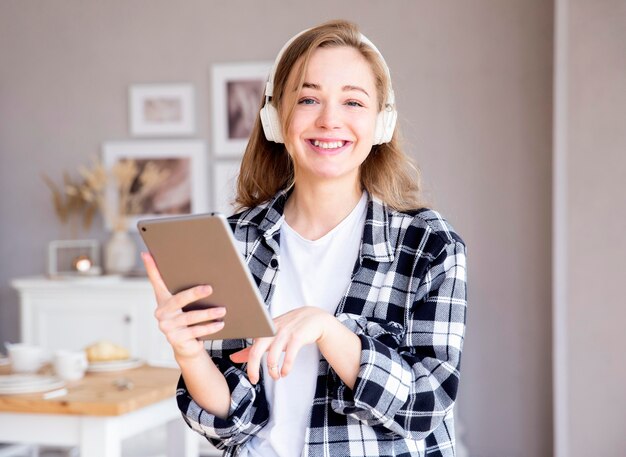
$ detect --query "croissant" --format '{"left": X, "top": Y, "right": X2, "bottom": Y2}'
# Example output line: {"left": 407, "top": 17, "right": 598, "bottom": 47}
{"left": 85, "top": 340, "right": 130, "bottom": 362}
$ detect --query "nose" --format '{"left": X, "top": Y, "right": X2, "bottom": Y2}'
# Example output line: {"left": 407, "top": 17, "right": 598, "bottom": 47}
{"left": 315, "top": 103, "right": 342, "bottom": 130}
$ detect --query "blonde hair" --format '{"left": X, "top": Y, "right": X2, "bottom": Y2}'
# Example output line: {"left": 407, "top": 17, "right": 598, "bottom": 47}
{"left": 235, "top": 19, "right": 424, "bottom": 212}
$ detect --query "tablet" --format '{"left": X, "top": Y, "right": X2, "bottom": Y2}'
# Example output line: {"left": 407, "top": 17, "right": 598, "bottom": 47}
{"left": 137, "top": 213, "right": 275, "bottom": 340}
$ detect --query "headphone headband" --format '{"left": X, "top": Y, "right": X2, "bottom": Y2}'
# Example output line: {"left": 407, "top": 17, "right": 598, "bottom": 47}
{"left": 264, "top": 29, "right": 395, "bottom": 107}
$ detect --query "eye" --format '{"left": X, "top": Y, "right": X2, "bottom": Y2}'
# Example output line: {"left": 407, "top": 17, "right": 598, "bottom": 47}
{"left": 345, "top": 100, "right": 364, "bottom": 108}
{"left": 297, "top": 97, "right": 317, "bottom": 105}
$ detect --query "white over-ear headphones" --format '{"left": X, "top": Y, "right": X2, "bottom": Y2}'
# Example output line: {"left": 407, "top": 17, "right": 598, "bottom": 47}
{"left": 260, "top": 29, "right": 397, "bottom": 145}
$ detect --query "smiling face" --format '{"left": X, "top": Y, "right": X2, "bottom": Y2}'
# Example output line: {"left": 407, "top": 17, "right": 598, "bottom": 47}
{"left": 282, "top": 46, "right": 379, "bottom": 188}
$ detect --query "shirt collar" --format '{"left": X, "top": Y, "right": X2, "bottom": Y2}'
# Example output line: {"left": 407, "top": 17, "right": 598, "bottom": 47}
{"left": 253, "top": 189, "right": 394, "bottom": 263}
{"left": 257, "top": 188, "right": 291, "bottom": 238}
{"left": 361, "top": 194, "right": 394, "bottom": 263}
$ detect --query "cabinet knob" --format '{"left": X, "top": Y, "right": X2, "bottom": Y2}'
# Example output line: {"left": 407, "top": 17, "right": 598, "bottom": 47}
{"left": 124, "top": 315, "right": 132, "bottom": 324}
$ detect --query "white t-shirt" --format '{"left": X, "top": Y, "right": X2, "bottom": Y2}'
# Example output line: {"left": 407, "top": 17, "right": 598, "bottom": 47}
{"left": 242, "top": 192, "right": 367, "bottom": 457}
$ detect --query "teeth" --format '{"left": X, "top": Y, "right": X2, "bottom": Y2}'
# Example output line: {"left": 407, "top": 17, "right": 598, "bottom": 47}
{"left": 312, "top": 140, "right": 345, "bottom": 149}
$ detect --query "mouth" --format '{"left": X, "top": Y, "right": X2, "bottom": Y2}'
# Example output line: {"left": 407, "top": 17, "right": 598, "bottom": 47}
{"left": 307, "top": 139, "right": 352, "bottom": 154}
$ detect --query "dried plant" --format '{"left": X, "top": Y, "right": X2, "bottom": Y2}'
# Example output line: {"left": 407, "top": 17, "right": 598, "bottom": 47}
{"left": 41, "top": 172, "right": 92, "bottom": 238}
{"left": 44, "top": 157, "right": 169, "bottom": 234}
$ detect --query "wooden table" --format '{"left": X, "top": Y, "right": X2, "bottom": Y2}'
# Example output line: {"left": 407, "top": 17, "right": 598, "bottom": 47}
{"left": 0, "top": 364, "right": 199, "bottom": 457}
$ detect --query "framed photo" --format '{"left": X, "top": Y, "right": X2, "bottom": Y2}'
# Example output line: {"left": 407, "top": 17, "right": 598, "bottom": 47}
{"left": 129, "top": 84, "right": 195, "bottom": 136}
{"left": 102, "top": 141, "right": 208, "bottom": 231}
{"left": 211, "top": 62, "right": 272, "bottom": 157}
{"left": 48, "top": 239, "right": 102, "bottom": 277}
{"left": 212, "top": 160, "right": 241, "bottom": 216}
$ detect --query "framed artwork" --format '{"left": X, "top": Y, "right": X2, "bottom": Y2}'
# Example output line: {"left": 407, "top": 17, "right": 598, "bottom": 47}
{"left": 102, "top": 141, "right": 208, "bottom": 231}
{"left": 212, "top": 160, "right": 241, "bottom": 216}
{"left": 129, "top": 84, "right": 195, "bottom": 136}
{"left": 47, "top": 239, "right": 102, "bottom": 277}
{"left": 211, "top": 62, "right": 272, "bottom": 157}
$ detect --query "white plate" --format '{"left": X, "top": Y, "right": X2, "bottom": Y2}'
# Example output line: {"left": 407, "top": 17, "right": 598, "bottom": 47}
{"left": 0, "top": 374, "right": 55, "bottom": 387}
{"left": 0, "top": 375, "right": 65, "bottom": 395}
{"left": 87, "top": 358, "right": 143, "bottom": 372}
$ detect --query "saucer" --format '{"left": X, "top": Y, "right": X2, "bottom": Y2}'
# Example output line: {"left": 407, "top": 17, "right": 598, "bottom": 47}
{"left": 0, "top": 374, "right": 65, "bottom": 395}
{"left": 87, "top": 358, "right": 143, "bottom": 373}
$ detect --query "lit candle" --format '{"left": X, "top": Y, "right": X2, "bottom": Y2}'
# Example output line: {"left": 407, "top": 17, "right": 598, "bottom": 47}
{"left": 74, "top": 255, "right": 93, "bottom": 273}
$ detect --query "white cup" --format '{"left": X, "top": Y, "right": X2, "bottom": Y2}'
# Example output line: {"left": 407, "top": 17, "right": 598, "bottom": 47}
{"left": 53, "top": 350, "right": 88, "bottom": 381}
{"left": 6, "top": 343, "right": 49, "bottom": 373}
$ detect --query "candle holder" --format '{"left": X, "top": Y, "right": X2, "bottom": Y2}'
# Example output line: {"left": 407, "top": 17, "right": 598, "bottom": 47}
{"left": 48, "top": 240, "right": 102, "bottom": 278}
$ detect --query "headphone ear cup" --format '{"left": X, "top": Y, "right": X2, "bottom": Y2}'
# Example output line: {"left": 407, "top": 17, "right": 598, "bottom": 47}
{"left": 373, "top": 107, "right": 398, "bottom": 145}
{"left": 260, "top": 103, "right": 284, "bottom": 143}
{"left": 382, "top": 108, "right": 398, "bottom": 144}
{"left": 373, "top": 111, "right": 385, "bottom": 145}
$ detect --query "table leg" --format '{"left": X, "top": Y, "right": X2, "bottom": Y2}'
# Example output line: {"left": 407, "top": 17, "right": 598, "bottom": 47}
{"left": 79, "top": 417, "right": 121, "bottom": 457}
{"left": 166, "top": 419, "right": 199, "bottom": 457}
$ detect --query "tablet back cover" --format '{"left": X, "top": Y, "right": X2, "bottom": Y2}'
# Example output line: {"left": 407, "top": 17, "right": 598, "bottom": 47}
{"left": 138, "top": 214, "right": 275, "bottom": 340}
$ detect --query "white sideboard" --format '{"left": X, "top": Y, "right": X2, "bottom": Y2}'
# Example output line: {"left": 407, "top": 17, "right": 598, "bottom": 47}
{"left": 11, "top": 276, "right": 174, "bottom": 366}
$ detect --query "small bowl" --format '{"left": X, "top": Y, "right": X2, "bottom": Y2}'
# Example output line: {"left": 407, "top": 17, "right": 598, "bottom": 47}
{"left": 5, "top": 342, "right": 50, "bottom": 373}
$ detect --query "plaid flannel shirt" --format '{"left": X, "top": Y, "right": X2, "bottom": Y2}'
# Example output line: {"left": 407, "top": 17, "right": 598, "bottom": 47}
{"left": 177, "top": 189, "right": 467, "bottom": 457}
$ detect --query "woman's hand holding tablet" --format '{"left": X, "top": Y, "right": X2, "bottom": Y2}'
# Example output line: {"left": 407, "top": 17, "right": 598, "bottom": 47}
{"left": 138, "top": 213, "right": 276, "bottom": 341}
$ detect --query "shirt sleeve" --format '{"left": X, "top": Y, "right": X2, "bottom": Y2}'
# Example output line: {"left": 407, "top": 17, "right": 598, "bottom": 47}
{"left": 176, "top": 339, "right": 270, "bottom": 449}
{"left": 331, "top": 240, "right": 467, "bottom": 441}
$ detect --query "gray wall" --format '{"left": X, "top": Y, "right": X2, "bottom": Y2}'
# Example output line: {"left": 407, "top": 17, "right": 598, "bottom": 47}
{"left": 560, "top": 1, "right": 626, "bottom": 455}
{"left": 0, "top": 2, "right": 554, "bottom": 456}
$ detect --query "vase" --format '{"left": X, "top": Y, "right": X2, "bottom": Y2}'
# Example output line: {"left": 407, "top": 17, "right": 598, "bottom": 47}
{"left": 105, "top": 230, "right": 137, "bottom": 275}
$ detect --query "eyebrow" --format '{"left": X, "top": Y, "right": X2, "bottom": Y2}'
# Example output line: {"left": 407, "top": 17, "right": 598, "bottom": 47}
{"left": 302, "top": 82, "right": 370, "bottom": 98}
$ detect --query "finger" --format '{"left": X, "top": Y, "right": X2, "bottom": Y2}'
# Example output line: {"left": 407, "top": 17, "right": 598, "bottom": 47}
{"left": 169, "top": 320, "right": 225, "bottom": 346}
{"left": 186, "top": 320, "right": 225, "bottom": 339}
{"left": 161, "top": 285, "right": 213, "bottom": 315}
{"left": 266, "top": 334, "right": 289, "bottom": 381}
{"left": 178, "top": 305, "right": 225, "bottom": 327}
{"left": 229, "top": 347, "right": 251, "bottom": 364}
{"left": 154, "top": 286, "right": 214, "bottom": 328}
{"left": 160, "top": 306, "right": 226, "bottom": 333}
{"left": 246, "top": 338, "right": 272, "bottom": 385}
{"left": 280, "top": 338, "right": 305, "bottom": 378}
{"left": 141, "top": 252, "right": 171, "bottom": 302}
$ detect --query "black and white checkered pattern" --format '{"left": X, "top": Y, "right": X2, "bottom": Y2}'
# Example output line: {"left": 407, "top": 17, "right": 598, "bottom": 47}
{"left": 177, "top": 190, "right": 467, "bottom": 457}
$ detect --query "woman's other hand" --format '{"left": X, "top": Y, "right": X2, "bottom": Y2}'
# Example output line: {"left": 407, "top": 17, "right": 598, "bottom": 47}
{"left": 141, "top": 252, "right": 226, "bottom": 360}
{"left": 229, "top": 306, "right": 332, "bottom": 384}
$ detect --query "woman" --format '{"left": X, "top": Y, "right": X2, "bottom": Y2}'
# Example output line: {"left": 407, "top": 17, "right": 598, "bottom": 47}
{"left": 142, "top": 19, "right": 467, "bottom": 457}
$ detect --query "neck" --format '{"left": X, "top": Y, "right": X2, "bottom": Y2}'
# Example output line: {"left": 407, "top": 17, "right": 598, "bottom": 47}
{"left": 284, "top": 177, "right": 363, "bottom": 241}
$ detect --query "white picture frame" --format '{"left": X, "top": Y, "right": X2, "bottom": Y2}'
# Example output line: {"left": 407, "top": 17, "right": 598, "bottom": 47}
{"left": 212, "top": 160, "right": 241, "bottom": 216}
{"left": 102, "top": 141, "right": 208, "bottom": 231}
{"left": 47, "top": 239, "right": 102, "bottom": 277}
{"left": 129, "top": 84, "right": 195, "bottom": 136}
{"left": 211, "top": 62, "right": 272, "bottom": 157}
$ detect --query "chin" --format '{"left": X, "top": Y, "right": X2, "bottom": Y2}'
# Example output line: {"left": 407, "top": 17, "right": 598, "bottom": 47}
{"left": 308, "top": 166, "right": 358, "bottom": 182}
